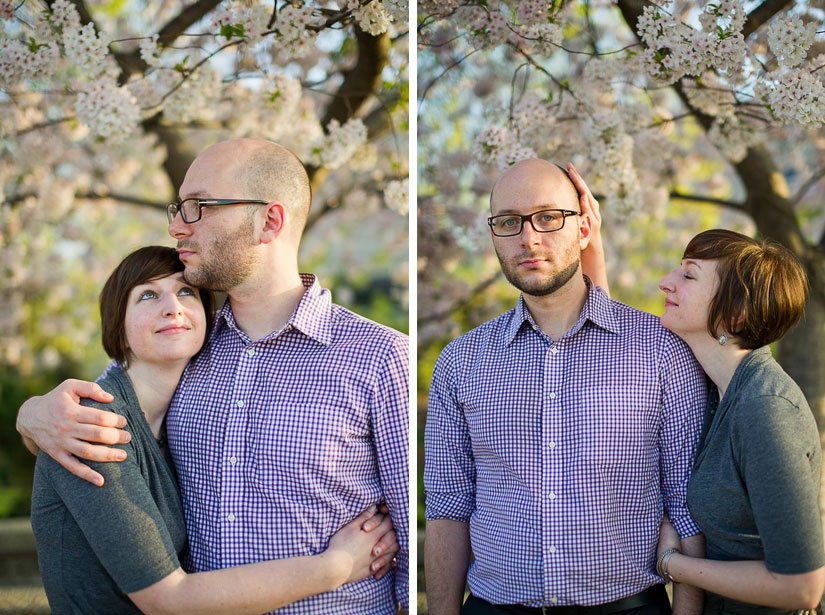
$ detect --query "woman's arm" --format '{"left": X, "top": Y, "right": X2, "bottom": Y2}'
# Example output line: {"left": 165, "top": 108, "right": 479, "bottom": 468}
{"left": 666, "top": 553, "right": 825, "bottom": 610}
{"left": 659, "top": 518, "right": 825, "bottom": 610}
{"left": 568, "top": 163, "right": 610, "bottom": 296}
{"left": 129, "top": 509, "right": 399, "bottom": 615}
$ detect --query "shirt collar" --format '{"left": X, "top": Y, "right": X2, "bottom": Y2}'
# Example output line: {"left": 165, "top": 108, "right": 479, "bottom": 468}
{"left": 214, "top": 273, "right": 333, "bottom": 346}
{"left": 505, "top": 276, "right": 620, "bottom": 345}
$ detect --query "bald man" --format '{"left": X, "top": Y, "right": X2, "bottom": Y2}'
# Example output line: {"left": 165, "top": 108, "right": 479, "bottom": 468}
{"left": 424, "top": 160, "right": 706, "bottom": 615}
{"left": 18, "top": 139, "right": 409, "bottom": 614}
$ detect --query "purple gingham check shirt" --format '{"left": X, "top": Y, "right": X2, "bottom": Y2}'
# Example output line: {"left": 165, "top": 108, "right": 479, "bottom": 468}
{"left": 167, "top": 274, "right": 408, "bottom": 614}
{"left": 424, "top": 280, "right": 706, "bottom": 607}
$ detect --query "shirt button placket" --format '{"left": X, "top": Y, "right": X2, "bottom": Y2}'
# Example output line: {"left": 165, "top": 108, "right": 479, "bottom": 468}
{"left": 544, "top": 341, "right": 564, "bottom": 602}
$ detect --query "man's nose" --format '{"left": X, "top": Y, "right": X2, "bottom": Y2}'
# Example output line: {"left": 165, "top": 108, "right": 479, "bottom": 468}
{"left": 168, "top": 211, "right": 191, "bottom": 239}
{"left": 519, "top": 219, "right": 541, "bottom": 247}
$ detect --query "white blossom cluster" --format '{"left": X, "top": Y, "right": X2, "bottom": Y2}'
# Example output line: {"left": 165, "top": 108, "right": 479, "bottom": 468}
{"left": 383, "top": 0, "right": 408, "bottom": 22}
{"left": 1, "top": 0, "right": 15, "bottom": 20}
{"left": 139, "top": 34, "right": 162, "bottom": 68}
{"left": 314, "top": 118, "right": 369, "bottom": 169}
{"left": 348, "top": 0, "right": 391, "bottom": 35}
{"left": 636, "top": 0, "right": 746, "bottom": 84}
{"left": 582, "top": 112, "right": 642, "bottom": 214}
{"left": 474, "top": 125, "right": 537, "bottom": 169}
{"left": 211, "top": 2, "right": 271, "bottom": 44}
{"left": 755, "top": 68, "right": 825, "bottom": 129}
{"left": 515, "top": 0, "right": 563, "bottom": 54}
{"left": 767, "top": 18, "right": 817, "bottom": 68}
{"left": 418, "top": 0, "right": 461, "bottom": 16}
{"left": 512, "top": 94, "right": 560, "bottom": 152}
{"left": 274, "top": 4, "right": 319, "bottom": 59}
{"left": 707, "top": 116, "right": 762, "bottom": 162}
{"left": 74, "top": 76, "right": 141, "bottom": 142}
{"left": 462, "top": 6, "right": 511, "bottom": 50}
{"left": 683, "top": 74, "right": 737, "bottom": 118}
{"left": 384, "top": 178, "right": 409, "bottom": 215}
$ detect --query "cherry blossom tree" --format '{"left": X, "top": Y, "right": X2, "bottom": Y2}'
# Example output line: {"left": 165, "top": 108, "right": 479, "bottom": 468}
{"left": 1, "top": 0, "right": 409, "bottom": 376}
{"left": 418, "top": 0, "right": 825, "bottom": 439}
{"left": 0, "top": 1, "right": 408, "bottom": 509}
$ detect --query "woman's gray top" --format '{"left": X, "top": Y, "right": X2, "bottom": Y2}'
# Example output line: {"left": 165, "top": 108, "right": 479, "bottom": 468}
{"left": 687, "top": 346, "right": 823, "bottom": 610}
{"left": 31, "top": 367, "right": 187, "bottom": 614}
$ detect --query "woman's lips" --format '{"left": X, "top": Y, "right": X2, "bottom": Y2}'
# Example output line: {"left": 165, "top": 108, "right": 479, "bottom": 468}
{"left": 156, "top": 324, "right": 191, "bottom": 334}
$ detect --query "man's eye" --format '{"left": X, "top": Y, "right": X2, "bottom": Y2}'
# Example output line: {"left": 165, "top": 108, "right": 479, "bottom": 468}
{"left": 501, "top": 217, "right": 518, "bottom": 227}
{"left": 538, "top": 214, "right": 555, "bottom": 223}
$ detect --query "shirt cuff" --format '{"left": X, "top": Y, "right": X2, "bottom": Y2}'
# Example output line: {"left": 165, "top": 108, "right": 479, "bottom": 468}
{"left": 669, "top": 509, "right": 702, "bottom": 539}
{"left": 424, "top": 492, "right": 475, "bottom": 523}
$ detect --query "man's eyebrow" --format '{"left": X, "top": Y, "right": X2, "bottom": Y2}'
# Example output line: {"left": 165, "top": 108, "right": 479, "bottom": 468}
{"left": 179, "top": 190, "right": 210, "bottom": 199}
{"left": 493, "top": 204, "right": 563, "bottom": 214}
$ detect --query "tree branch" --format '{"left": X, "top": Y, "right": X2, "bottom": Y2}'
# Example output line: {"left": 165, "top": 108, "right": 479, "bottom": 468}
{"left": 669, "top": 191, "right": 746, "bottom": 211}
{"left": 793, "top": 168, "right": 825, "bottom": 206}
{"left": 418, "top": 272, "right": 502, "bottom": 324}
{"left": 5, "top": 191, "right": 166, "bottom": 209}
{"left": 743, "top": 0, "right": 793, "bottom": 38}
{"left": 112, "top": 0, "right": 224, "bottom": 83}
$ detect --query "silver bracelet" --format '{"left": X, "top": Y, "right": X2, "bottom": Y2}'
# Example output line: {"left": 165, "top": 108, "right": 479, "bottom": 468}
{"left": 662, "top": 548, "right": 680, "bottom": 583}
{"left": 656, "top": 547, "right": 680, "bottom": 582}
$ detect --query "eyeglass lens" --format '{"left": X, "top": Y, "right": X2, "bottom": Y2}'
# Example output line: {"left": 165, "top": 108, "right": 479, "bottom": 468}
{"left": 491, "top": 210, "right": 567, "bottom": 236}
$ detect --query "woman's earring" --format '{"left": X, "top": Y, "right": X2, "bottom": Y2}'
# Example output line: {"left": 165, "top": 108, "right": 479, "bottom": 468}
{"left": 122, "top": 357, "right": 129, "bottom": 370}
{"left": 718, "top": 333, "right": 727, "bottom": 346}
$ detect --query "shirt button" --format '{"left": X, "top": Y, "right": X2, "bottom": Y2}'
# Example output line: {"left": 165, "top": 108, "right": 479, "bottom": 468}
{"left": 549, "top": 392, "right": 557, "bottom": 399}
{"left": 548, "top": 441, "right": 556, "bottom": 449}
{"left": 246, "top": 348, "right": 255, "bottom": 357}
{"left": 227, "top": 514, "right": 235, "bottom": 522}
{"left": 550, "top": 346, "right": 559, "bottom": 355}
{"left": 549, "top": 545, "right": 557, "bottom": 553}
{"left": 236, "top": 400, "right": 244, "bottom": 408}
{"left": 548, "top": 492, "right": 556, "bottom": 500}
{"left": 229, "top": 456, "right": 237, "bottom": 465}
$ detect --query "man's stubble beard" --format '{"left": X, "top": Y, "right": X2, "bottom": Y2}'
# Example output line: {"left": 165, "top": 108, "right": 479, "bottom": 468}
{"left": 181, "top": 214, "right": 259, "bottom": 292}
{"left": 496, "top": 243, "right": 581, "bottom": 297}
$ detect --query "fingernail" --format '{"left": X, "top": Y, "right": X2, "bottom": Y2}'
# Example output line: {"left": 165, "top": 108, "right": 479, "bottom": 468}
{"left": 372, "top": 562, "right": 379, "bottom": 571}
{"left": 374, "top": 547, "right": 382, "bottom": 555}
{"left": 117, "top": 452, "right": 126, "bottom": 460}
{"left": 95, "top": 478, "right": 103, "bottom": 487}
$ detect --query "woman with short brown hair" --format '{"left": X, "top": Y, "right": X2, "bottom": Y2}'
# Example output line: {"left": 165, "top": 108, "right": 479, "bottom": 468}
{"left": 653, "top": 229, "right": 824, "bottom": 614}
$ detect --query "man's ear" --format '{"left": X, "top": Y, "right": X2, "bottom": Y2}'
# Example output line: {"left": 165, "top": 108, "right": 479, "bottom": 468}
{"left": 578, "top": 211, "right": 592, "bottom": 250}
{"left": 259, "top": 201, "right": 285, "bottom": 243}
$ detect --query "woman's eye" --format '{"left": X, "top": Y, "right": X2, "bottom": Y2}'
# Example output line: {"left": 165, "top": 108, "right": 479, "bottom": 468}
{"left": 179, "top": 287, "right": 196, "bottom": 297}
{"left": 138, "top": 290, "right": 157, "bottom": 300}
{"left": 681, "top": 272, "right": 693, "bottom": 280}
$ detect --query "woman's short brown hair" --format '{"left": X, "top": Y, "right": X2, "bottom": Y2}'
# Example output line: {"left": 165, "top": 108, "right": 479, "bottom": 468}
{"left": 100, "top": 246, "right": 215, "bottom": 364}
{"left": 683, "top": 229, "right": 808, "bottom": 350}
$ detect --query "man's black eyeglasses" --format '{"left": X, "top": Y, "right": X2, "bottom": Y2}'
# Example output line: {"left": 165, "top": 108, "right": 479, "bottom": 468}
{"left": 487, "top": 208, "right": 580, "bottom": 237}
{"left": 167, "top": 198, "right": 270, "bottom": 224}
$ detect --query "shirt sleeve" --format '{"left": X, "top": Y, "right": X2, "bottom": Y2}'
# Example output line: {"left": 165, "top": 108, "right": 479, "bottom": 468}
{"left": 658, "top": 332, "right": 707, "bottom": 538}
{"left": 37, "top": 399, "right": 181, "bottom": 594}
{"left": 423, "top": 340, "right": 476, "bottom": 523}
{"left": 733, "top": 395, "right": 825, "bottom": 574}
{"left": 372, "top": 334, "right": 410, "bottom": 609}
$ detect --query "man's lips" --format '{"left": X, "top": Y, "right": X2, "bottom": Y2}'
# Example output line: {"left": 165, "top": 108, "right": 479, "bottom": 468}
{"left": 177, "top": 249, "right": 195, "bottom": 260}
{"left": 518, "top": 258, "right": 545, "bottom": 269}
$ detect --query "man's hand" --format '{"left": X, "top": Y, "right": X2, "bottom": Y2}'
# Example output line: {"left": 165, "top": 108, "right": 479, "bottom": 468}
{"left": 568, "top": 162, "right": 610, "bottom": 295}
{"left": 656, "top": 515, "right": 681, "bottom": 559}
{"left": 16, "top": 379, "right": 131, "bottom": 486}
{"left": 425, "top": 519, "right": 471, "bottom": 615}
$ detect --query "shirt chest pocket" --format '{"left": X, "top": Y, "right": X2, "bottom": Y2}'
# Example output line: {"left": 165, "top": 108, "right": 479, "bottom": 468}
{"left": 249, "top": 403, "right": 372, "bottom": 502}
